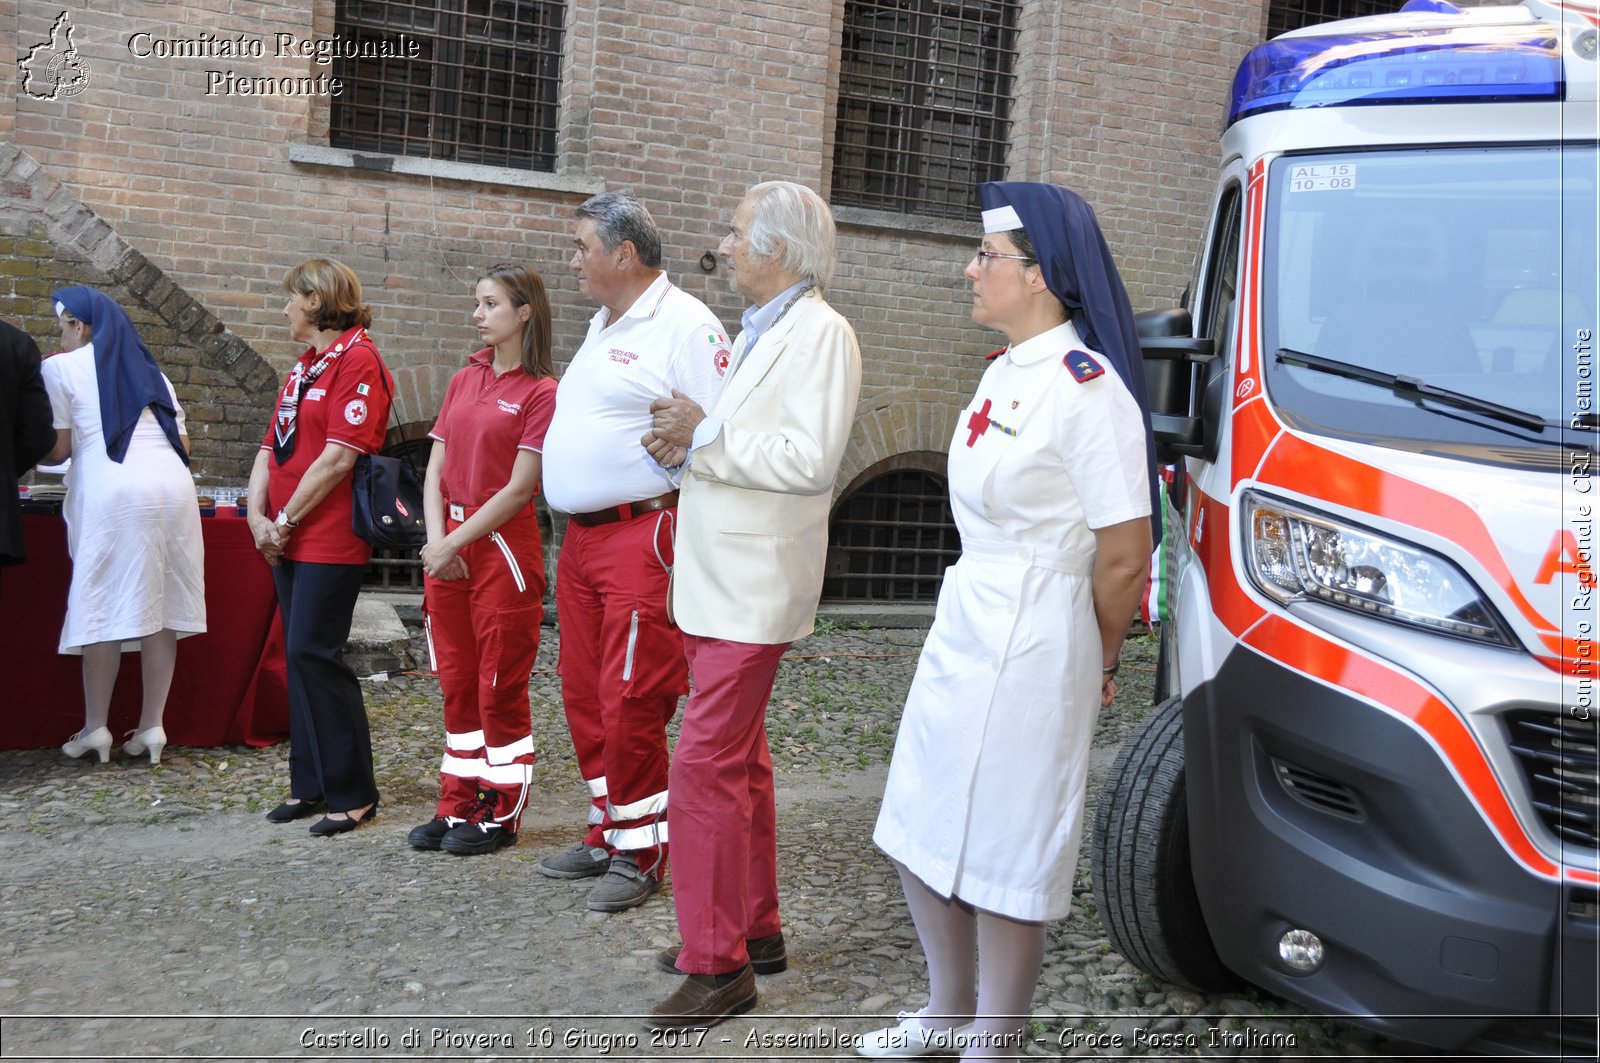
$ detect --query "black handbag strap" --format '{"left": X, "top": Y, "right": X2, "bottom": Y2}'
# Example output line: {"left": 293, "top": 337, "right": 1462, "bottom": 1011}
{"left": 368, "top": 354, "right": 421, "bottom": 479}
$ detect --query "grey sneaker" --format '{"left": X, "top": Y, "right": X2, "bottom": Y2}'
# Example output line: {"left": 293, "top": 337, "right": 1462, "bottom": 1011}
{"left": 537, "top": 842, "right": 611, "bottom": 880}
{"left": 586, "top": 854, "right": 661, "bottom": 912}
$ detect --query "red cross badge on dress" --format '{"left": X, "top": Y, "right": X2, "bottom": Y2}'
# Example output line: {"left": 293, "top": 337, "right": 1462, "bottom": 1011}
{"left": 965, "top": 398, "right": 993, "bottom": 447}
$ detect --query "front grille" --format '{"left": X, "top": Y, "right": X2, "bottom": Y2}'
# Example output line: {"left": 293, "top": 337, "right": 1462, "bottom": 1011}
{"left": 1506, "top": 708, "right": 1600, "bottom": 850}
{"left": 1272, "top": 758, "right": 1364, "bottom": 819}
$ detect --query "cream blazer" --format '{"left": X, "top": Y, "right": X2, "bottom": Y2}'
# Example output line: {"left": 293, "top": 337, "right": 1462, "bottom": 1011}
{"left": 671, "top": 290, "right": 862, "bottom": 645}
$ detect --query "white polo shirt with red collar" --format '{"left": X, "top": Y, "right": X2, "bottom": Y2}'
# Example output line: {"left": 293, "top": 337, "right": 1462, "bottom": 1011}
{"left": 542, "top": 273, "right": 729, "bottom": 515}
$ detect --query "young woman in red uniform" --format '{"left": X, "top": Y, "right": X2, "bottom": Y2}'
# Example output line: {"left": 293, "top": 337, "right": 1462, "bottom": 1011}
{"left": 408, "top": 263, "right": 558, "bottom": 855}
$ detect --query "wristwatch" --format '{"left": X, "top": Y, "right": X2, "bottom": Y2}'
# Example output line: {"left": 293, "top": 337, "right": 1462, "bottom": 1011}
{"left": 275, "top": 508, "right": 298, "bottom": 530}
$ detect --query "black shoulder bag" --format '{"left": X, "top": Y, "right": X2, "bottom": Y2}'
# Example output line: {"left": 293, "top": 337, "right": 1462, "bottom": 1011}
{"left": 351, "top": 366, "right": 427, "bottom": 551}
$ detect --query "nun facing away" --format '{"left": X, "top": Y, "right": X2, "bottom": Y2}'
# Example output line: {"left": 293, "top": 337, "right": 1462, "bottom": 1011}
{"left": 42, "top": 286, "right": 206, "bottom": 767}
{"left": 859, "top": 183, "right": 1157, "bottom": 1060}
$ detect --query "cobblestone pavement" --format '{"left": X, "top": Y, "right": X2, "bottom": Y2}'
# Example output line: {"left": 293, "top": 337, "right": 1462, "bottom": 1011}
{"left": 0, "top": 622, "right": 1429, "bottom": 1061}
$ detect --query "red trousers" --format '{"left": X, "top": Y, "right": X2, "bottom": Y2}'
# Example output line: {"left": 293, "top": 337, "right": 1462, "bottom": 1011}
{"left": 555, "top": 510, "right": 687, "bottom": 878}
{"left": 669, "top": 634, "right": 789, "bottom": 974}
{"left": 424, "top": 506, "right": 543, "bottom": 832}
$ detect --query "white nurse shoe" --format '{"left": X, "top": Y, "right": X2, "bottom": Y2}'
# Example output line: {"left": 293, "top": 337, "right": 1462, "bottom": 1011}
{"left": 856, "top": 1009, "right": 974, "bottom": 1057}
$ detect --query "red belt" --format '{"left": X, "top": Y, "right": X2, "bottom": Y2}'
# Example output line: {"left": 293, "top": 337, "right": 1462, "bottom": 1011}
{"left": 569, "top": 490, "right": 679, "bottom": 528}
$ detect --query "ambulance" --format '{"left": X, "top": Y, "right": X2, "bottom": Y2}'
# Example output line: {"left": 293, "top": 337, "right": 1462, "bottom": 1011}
{"left": 1090, "top": 0, "right": 1599, "bottom": 1052}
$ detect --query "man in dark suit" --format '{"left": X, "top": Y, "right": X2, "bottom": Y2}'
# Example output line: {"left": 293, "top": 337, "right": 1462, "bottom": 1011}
{"left": 1, "top": 320, "right": 56, "bottom": 580}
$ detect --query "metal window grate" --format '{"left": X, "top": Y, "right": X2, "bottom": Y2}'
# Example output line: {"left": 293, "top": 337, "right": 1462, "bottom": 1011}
{"left": 823, "top": 469, "right": 961, "bottom": 602}
{"left": 832, "top": 0, "right": 1020, "bottom": 220}
{"left": 1267, "top": 0, "right": 1397, "bottom": 38}
{"left": 331, "top": 0, "right": 565, "bottom": 171}
{"left": 365, "top": 544, "right": 425, "bottom": 590}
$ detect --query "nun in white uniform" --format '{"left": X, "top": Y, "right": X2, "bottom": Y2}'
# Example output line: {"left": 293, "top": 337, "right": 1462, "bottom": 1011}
{"left": 42, "top": 287, "right": 205, "bottom": 768}
{"left": 859, "top": 183, "right": 1158, "bottom": 1060}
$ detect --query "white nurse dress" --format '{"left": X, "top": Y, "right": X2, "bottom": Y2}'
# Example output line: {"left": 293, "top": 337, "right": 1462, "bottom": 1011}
{"left": 873, "top": 320, "right": 1150, "bottom": 921}
{"left": 41, "top": 345, "right": 206, "bottom": 654}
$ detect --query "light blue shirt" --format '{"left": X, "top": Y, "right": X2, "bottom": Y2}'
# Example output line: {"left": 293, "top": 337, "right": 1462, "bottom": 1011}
{"left": 736, "top": 281, "right": 811, "bottom": 361}
{"left": 688, "top": 282, "right": 812, "bottom": 455}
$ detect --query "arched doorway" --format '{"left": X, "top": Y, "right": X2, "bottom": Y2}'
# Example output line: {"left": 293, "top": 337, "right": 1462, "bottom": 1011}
{"left": 824, "top": 453, "right": 960, "bottom": 603}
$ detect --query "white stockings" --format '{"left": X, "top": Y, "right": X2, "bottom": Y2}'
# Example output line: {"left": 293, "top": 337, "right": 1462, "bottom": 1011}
{"left": 895, "top": 861, "right": 1047, "bottom": 1061}
{"left": 80, "top": 628, "right": 178, "bottom": 734}
{"left": 969, "top": 905, "right": 1047, "bottom": 1060}
{"left": 896, "top": 861, "right": 976, "bottom": 1026}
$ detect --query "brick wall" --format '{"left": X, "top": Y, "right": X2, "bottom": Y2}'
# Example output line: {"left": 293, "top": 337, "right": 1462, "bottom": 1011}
{"left": 1042, "top": 0, "right": 1267, "bottom": 310}
{"left": 0, "top": 143, "right": 280, "bottom": 481}
{"left": 0, "top": 0, "right": 17, "bottom": 140}
{"left": 4, "top": 0, "right": 1267, "bottom": 496}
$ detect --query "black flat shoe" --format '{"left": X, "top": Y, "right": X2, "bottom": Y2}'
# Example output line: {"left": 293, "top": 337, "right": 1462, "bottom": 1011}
{"left": 309, "top": 803, "right": 379, "bottom": 837}
{"left": 265, "top": 797, "right": 325, "bottom": 823}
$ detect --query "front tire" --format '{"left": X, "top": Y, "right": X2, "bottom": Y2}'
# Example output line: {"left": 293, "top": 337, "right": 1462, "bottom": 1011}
{"left": 1090, "top": 694, "right": 1236, "bottom": 992}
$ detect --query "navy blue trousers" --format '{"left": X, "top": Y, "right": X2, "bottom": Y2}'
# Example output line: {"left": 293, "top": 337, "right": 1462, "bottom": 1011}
{"left": 272, "top": 559, "right": 378, "bottom": 812}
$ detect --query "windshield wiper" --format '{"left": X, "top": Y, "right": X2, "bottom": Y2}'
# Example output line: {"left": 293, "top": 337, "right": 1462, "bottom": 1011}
{"left": 1275, "top": 348, "right": 1550, "bottom": 432}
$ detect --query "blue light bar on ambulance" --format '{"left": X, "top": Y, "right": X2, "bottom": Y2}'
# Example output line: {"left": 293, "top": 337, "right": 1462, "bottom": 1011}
{"left": 1228, "top": 22, "right": 1563, "bottom": 128}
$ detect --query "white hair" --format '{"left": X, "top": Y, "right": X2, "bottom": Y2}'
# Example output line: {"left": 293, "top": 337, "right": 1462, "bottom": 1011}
{"left": 743, "top": 181, "right": 836, "bottom": 292}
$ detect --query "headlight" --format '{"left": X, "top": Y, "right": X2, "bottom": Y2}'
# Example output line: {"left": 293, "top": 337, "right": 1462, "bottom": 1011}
{"left": 1242, "top": 492, "right": 1514, "bottom": 646}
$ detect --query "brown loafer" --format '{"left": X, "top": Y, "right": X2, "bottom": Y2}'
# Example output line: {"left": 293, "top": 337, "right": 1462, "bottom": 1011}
{"left": 655, "top": 931, "right": 788, "bottom": 975}
{"left": 647, "top": 965, "right": 756, "bottom": 1029}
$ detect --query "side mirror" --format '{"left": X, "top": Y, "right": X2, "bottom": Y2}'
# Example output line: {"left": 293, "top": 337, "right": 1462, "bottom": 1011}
{"left": 1136, "top": 308, "right": 1215, "bottom": 458}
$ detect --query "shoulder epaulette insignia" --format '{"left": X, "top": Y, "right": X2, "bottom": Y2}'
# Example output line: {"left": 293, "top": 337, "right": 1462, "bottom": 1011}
{"left": 985, "top": 347, "right": 1007, "bottom": 361}
{"left": 1065, "top": 350, "right": 1104, "bottom": 382}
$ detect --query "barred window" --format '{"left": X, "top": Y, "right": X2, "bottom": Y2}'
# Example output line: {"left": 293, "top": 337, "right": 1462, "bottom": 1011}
{"left": 331, "top": 0, "right": 565, "bottom": 171}
{"left": 1268, "top": 0, "right": 1395, "bottom": 38}
{"left": 832, "top": 0, "right": 1021, "bottom": 220}
{"left": 824, "top": 467, "right": 961, "bottom": 603}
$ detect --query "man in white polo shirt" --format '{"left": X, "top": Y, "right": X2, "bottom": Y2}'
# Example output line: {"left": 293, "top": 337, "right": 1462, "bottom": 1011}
{"left": 538, "top": 189, "right": 731, "bottom": 913}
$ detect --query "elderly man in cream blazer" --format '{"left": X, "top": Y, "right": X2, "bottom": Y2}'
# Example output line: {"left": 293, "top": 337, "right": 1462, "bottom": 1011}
{"left": 640, "top": 181, "right": 862, "bottom": 1028}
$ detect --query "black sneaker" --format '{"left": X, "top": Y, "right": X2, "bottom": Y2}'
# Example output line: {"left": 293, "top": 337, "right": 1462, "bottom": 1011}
{"left": 407, "top": 817, "right": 455, "bottom": 851}
{"left": 439, "top": 788, "right": 516, "bottom": 856}
{"left": 441, "top": 820, "right": 516, "bottom": 855}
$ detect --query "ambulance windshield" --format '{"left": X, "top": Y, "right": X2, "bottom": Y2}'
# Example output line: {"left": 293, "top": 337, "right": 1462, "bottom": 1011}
{"left": 1263, "top": 143, "right": 1597, "bottom": 458}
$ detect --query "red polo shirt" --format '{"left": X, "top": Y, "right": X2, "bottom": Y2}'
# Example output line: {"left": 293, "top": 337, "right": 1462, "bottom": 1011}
{"left": 261, "top": 327, "right": 391, "bottom": 564}
{"left": 429, "top": 348, "right": 558, "bottom": 506}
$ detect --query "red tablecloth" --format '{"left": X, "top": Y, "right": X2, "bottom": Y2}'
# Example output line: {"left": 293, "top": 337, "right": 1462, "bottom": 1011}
{"left": 0, "top": 509, "right": 288, "bottom": 749}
